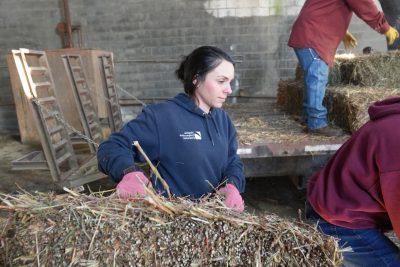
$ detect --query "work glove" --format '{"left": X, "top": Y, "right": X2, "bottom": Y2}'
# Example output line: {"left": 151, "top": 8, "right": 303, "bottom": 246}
{"left": 342, "top": 31, "right": 357, "bottom": 49}
{"left": 116, "top": 171, "right": 149, "bottom": 199}
{"left": 218, "top": 183, "right": 244, "bottom": 212}
{"left": 385, "top": 26, "right": 399, "bottom": 46}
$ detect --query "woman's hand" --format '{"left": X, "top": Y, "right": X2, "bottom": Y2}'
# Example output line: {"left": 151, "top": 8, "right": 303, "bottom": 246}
{"left": 116, "top": 171, "right": 150, "bottom": 199}
{"left": 218, "top": 183, "right": 244, "bottom": 212}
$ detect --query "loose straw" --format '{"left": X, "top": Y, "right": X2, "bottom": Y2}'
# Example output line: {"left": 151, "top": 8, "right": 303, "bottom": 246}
{"left": 133, "top": 141, "right": 171, "bottom": 198}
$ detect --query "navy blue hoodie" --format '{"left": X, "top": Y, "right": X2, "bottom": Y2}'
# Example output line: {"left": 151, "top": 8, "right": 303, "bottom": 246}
{"left": 97, "top": 93, "right": 245, "bottom": 198}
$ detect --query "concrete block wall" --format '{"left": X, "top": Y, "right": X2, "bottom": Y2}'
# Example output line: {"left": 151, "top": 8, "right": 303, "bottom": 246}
{"left": 0, "top": 0, "right": 388, "bottom": 133}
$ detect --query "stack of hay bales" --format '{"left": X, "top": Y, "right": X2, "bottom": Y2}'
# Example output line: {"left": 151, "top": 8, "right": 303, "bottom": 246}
{"left": 278, "top": 52, "right": 400, "bottom": 133}
{"left": 0, "top": 190, "right": 342, "bottom": 266}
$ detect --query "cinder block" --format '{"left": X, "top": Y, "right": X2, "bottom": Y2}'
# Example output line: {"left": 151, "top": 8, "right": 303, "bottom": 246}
{"left": 235, "top": 8, "right": 253, "bottom": 17}
{"left": 208, "top": 0, "right": 227, "bottom": 9}
{"left": 251, "top": 7, "right": 270, "bottom": 16}
{"left": 218, "top": 8, "right": 236, "bottom": 17}
{"left": 227, "top": 0, "right": 259, "bottom": 8}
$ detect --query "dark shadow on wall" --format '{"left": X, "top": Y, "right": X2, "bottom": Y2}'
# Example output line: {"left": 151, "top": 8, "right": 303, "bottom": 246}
{"left": 0, "top": 67, "right": 18, "bottom": 134}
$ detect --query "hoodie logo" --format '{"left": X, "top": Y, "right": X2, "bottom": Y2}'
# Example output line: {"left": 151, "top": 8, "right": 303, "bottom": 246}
{"left": 180, "top": 131, "right": 202, "bottom": 140}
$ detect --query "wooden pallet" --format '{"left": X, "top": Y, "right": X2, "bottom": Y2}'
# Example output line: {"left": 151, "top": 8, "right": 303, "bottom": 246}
{"left": 11, "top": 49, "right": 79, "bottom": 182}
{"left": 62, "top": 54, "right": 103, "bottom": 153}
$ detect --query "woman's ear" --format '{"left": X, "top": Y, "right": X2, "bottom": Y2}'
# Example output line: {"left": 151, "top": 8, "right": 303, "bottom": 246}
{"left": 192, "top": 74, "right": 198, "bottom": 86}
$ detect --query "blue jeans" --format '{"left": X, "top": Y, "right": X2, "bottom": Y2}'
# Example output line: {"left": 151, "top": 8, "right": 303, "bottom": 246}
{"left": 306, "top": 203, "right": 400, "bottom": 267}
{"left": 388, "top": 37, "right": 400, "bottom": 50}
{"left": 294, "top": 48, "right": 329, "bottom": 129}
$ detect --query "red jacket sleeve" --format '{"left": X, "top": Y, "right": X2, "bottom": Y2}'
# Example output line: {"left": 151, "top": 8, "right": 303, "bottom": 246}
{"left": 346, "top": 0, "right": 390, "bottom": 34}
{"left": 380, "top": 171, "right": 400, "bottom": 238}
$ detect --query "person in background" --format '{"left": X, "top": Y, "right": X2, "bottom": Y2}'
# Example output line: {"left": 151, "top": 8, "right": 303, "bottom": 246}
{"left": 288, "top": 0, "right": 399, "bottom": 136}
{"left": 306, "top": 97, "right": 400, "bottom": 266}
{"left": 97, "top": 46, "right": 245, "bottom": 212}
{"left": 379, "top": 0, "right": 400, "bottom": 50}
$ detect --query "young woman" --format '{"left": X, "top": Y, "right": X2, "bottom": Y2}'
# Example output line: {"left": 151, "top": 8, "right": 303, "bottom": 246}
{"left": 97, "top": 46, "right": 245, "bottom": 212}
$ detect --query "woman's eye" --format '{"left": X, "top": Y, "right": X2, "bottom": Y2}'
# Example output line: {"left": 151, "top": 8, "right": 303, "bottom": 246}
{"left": 218, "top": 80, "right": 225, "bottom": 84}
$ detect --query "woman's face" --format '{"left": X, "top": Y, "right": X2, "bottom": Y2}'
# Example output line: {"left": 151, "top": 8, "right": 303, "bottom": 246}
{"left": 194, "top": 60, "right": 234, "bottom": 113}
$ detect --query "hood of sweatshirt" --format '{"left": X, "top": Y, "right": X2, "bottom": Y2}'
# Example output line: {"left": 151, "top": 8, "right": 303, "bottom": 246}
{"left": 368, "top": 97, "right": 400, "bottom": 121}
{"left": 170, "top": 93, "right": 210, "bottom": 116}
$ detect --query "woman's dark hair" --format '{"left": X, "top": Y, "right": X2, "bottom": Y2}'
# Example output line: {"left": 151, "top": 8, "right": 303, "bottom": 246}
{"left": 175, "top": 46, "right": 235, "bottom": 95}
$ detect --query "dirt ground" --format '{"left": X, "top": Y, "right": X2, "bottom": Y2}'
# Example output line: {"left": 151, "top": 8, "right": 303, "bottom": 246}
{"left": 0, "top": 135, "right": 57, "bottom": 193}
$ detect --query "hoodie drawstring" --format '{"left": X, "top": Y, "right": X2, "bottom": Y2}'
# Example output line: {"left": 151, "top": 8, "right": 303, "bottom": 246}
{"left": 210, "top": 115, "right": 220, "bottom": 137}
{"left": 204, "top": 113, "right": 215, "bottom": 146}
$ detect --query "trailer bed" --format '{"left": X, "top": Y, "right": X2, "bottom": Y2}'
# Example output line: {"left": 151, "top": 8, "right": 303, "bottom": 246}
{"left": 225, "top": 99, "right": 350, "bottom": 181}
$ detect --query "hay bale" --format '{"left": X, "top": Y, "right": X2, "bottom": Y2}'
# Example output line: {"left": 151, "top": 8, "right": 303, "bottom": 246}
{"left": 276, "top": 80, "right": 289, "bottom": 107}
{"left": 277, "top": 80, "right": 400, "bottom": 133}
{"left": 0, "top": 191, "right": 342, "bottom": 266}
{"left": 277, "top": 53, "right": 400, "bottom": 132}
{"left": 277, "top": 79, "right": 304, "bottom": 115}
{"left": 325, "top": 86, "right": 400, "bottom": 132}
{"left": 294, "top": 52, "right": 400, "bottom": 87}
{"left": 330, "top": 52, "right": 400, "bottom": 88}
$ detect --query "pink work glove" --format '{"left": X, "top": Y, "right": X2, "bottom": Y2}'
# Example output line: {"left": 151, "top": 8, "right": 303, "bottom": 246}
{"left": 116, "top": 171, "right": 150, "bottom": 199}
{"left": 218, "top": 183, "right": 244, "bottom": 212}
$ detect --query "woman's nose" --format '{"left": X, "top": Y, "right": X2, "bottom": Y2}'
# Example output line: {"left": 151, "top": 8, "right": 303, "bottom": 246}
{"left": 224, "top": 84, "right": 232, "bottom": 94}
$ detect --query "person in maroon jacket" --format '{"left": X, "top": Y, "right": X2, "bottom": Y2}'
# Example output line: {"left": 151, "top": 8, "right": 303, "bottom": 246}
{"left": 307, "top": 97, "right": 400, "bottom": 266}
{"left": 288, "top": 0, "right": 399, "bottom": 136}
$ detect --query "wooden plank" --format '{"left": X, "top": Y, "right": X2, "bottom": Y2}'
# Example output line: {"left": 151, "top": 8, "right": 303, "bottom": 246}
{"left": 53, "top": 138, "right": 68, "bottom": 150}
{"left": 45, "top": 50, "right": 83, "bottom": 135}
{"left": 65, "top": 172, "right": 107, "bottom": 188}
{"left": 56, "top": 152, "right": 72, "bottom": 165}
{"left": 17, "top": 50, "right": 62, "bottom": 180}
{"left": 62, "top": 54, "right": 102, "bottom": 153}
{"left": 29, "top": 66, "right": 47, "bottom": 75}
{"left": 7, "top": 53, "right": 40, "bottom": 144}
{"left": 11, "top": 151, "right": 49, "bottom": 170}
{"left": 99, "top": 55, "right": 123, "bottom": 132}
{"left": 63, "top": 155, "right": 107, "bottom": 187}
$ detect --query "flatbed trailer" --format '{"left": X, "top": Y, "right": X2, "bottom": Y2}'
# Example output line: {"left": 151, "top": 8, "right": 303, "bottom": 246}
{"left": 225, "top": 99, "right": 349, "bottom": 187}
